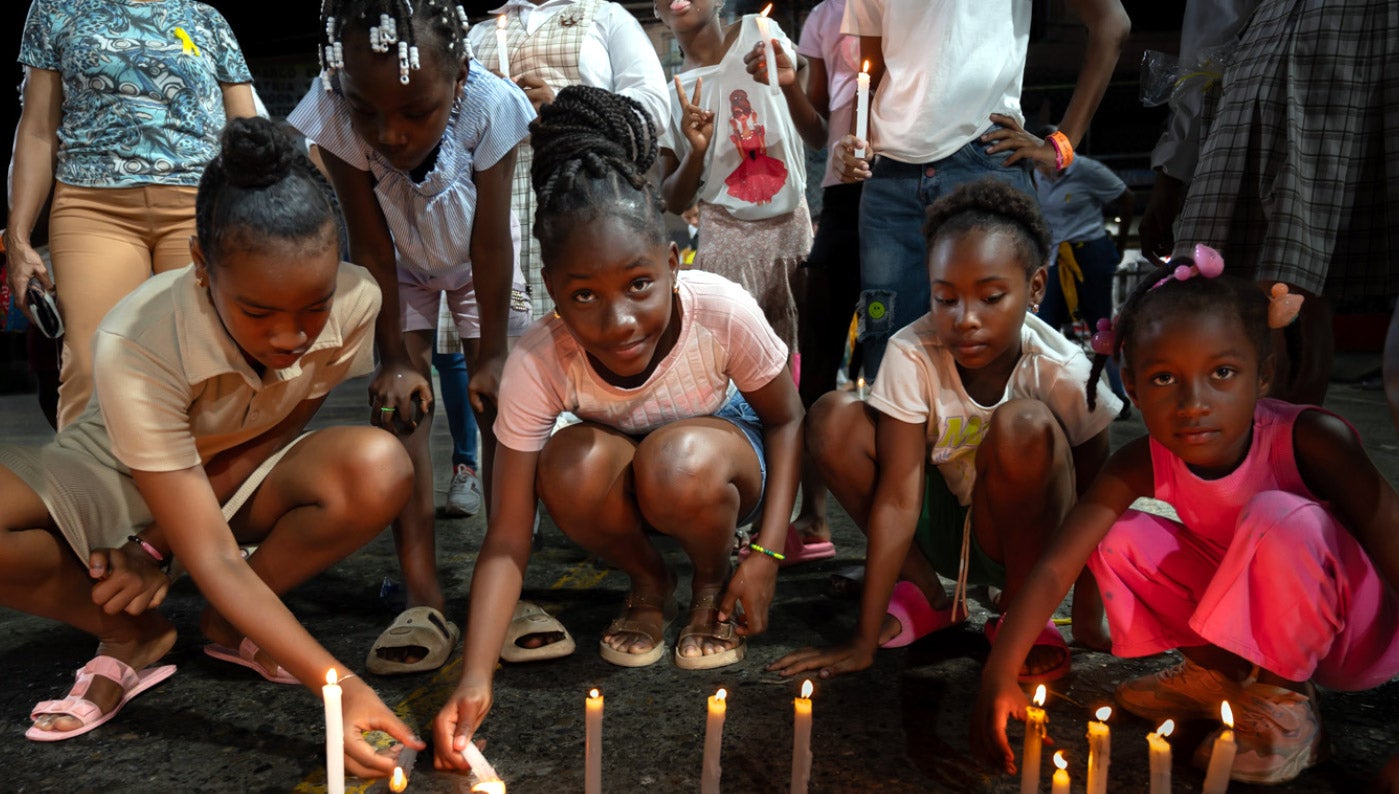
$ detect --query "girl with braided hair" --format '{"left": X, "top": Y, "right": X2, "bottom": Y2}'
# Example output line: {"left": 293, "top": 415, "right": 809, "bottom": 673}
{"left": 290, "top": 0, "right": 535, "bottom": 675}
{"left": 432, "top": 85, "right": 803, "bottom": 762}
{"left": 0, "top": 117, "right": 423, "bottom": 775}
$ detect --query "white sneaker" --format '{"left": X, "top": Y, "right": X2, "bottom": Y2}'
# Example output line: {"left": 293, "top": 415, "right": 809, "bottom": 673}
{"left": 445, "top": 463, "right": 483, "bottom": 517}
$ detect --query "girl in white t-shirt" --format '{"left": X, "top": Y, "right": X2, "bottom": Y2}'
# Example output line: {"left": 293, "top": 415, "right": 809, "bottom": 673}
{"left": 769, "top": 179, "right": 1121, "bottom": 684}
{"left": 431, "top": 86, "right": 804, "bottom": 763}
{"left": 291, "top": 0, "right": 535, "bottom": 675}
{"left": 656, "top": 0, "right": 819, "bottom": 357}
{"left": 0, "top": 118, "right": 422, "bottom": 776}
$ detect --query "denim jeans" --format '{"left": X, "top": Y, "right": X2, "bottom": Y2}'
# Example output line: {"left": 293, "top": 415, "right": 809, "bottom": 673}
{"left": 857, "top": 133, "right": 1034, "bottom": 377}
{"left": 432, "top": 345, "right": 479, "bottom": 469}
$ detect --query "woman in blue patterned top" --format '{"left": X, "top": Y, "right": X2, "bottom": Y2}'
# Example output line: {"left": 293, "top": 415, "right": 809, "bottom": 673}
{"left": 5, "top": 0, "right": 255, "bottom": 430}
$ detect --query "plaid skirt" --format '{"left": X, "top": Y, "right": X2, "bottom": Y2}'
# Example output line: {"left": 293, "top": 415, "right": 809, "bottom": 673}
{"left": 694, "top": 198, "right": 813, "bottom": 352}
{"left": 1173, "top": 0, "right": 1399, "bottom": 299}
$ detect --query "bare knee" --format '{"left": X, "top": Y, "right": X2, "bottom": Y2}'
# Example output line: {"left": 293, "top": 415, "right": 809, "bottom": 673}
{"left": 633, "top": 430, "right": 735, "bottom": 529}
{"left": 978, "top": 399, "right": 1059, "bottom": 485}
{"left": 807, "top": 390, "right": 871, "bottom": 474}
{"left": 536, "top": 426, "right": 624, "bottom": 510}
{"left": 328, "top": 429, "right": 413, "bottom": 525}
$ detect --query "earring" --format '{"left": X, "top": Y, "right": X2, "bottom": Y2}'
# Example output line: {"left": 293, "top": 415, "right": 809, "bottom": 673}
{"left": 552, "top": 308, "right": 561, "bottom": 319}
{"left": 673, "top": 284, "right": 680, "bottom": 295}
{"left": 1030, "top": 301, "right": 1040, "bottom": 314}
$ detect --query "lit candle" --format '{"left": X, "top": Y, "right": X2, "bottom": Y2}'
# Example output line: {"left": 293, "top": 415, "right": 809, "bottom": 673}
{"left": 755, "top": 5, "right": 780, "bottom": 94}
{"left": 701, "top": 688, "right": 728, "bottom": 794}
{"left": 494, "top": 14, "right": 511, "bottom": 80}
{"left": 1148, "top": 719, "right": 1174, "bottom": 794}
{"left": 1086, "top": 705, "right": 1111, "bottom": 794}
{"left": 390, "top": 744, "right": 418, "bottom": 792}
{"left": 1021, "top": 684, "right": 1048, "bottom": 794}
{"left": 1051, "top": 751, "right": 1070, "bottom": 794}
{"left": 791, "top": 680, "right": 813, "bottom": 793}
{"left": 323, "top": 669, "right": 345, "bottom": 794}
{"left": 854, "top": 60, "right": 870, "bottom": 159}
{"left": 856, "top": 376, "right": 866, "bottom": 400}
{"left": 1201, "top": 701, "right": 1236, "bottom": 794}
{"left": 464, "top": 740, "right": 502, "bottom": 787}
{"left": 390, "top": 767, "right": 408, "bottom": 793}
{"left": 472, "top": 782, "right": 507, "bottom": 794}
{"left": 586, "top": 689, "right": 603, "bottom": 794}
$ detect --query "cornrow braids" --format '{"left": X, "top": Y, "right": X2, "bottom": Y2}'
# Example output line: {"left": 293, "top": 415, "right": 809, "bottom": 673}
{"left": 923, "top": 178, "right": 1053, "bottom": 277}
{"left": 320, "top": 0, "right": 469, "bottom": 88}
{"left": 1083, "top": 262, "right": 1271, "bottom": 411}
{"left": 530, "top": 85, "right": 666, "bottom": 260}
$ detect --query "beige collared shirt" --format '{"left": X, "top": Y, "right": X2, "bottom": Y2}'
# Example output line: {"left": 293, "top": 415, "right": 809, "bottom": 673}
{"left": 57, "top": 262, "right": 380, "bottom": 473}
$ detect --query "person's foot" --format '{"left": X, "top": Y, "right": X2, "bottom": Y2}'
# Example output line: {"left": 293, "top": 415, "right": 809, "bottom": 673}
{"left": 674, "top": 584, "right": 746, "bottom": 669}
{"left": 789, "top": 514, "right": 831, "bottom": 546}
{"left": 1192, "top": 681, "right": 1327, "bottom": 784}
{"left": 31, "top": 614, "right": 176, "bottom": 735}
{"left": 599, "top": 573, "right": 677, "bottom": 666}
{"left": 1116, "top": 657, "right": 1247, "bottom": 723}
{"left": 200, "top": 607, "right": 287, "bottom": 679}
{"left": 445, "top": 463, "right": 483, "bottom": 517}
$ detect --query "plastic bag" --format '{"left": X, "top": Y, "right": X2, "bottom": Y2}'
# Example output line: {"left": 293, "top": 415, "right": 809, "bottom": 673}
{"left": 1139, "top": 44, "right": 1234, "bottom": 108}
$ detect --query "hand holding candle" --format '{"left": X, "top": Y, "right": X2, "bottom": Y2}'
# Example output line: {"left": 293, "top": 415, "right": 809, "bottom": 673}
{"left": 324, "top": 669, "right": 345, "bottom": 794}
{"left": 585, "top": 689, "right": 603, "bottom": 794}
{"left": 464, "top": 740, "right": 502, "bottom": 788}
{"left": 791, "top": 680, "right": 813, "bottom": 794}
{"left": 1086, "top": 706, "right": 1111, "bottom": 794}
{"left": 1051, "top": 751, "right": 1070, "bottom": 794}
{"left": 1020, "top": 684, "right": 1047, "bottom": 794}
{"left": 1147, "top": 719, "right": 1174, "bottom": 794}
{"left": 1202, "top": 701, "right": 1236, "bottom": 794}
{"left": 494, "top": 14, "right": 511, "bottom": 80}
{"left": 755, "top": 5, "right": 780, "bottom": 94}
{"left": 701, "top": 688, "right": 728, "bottom": 794}
{"left": 854, "top": 60, "right": 870, "bottom": 159}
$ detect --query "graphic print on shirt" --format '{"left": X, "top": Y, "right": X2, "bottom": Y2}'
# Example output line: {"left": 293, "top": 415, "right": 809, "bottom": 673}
{"left": 723, "top": 89, "right": 788, "bottom": 204}
{"left": 931, "top": 414, "right": 989, "bottom": 485}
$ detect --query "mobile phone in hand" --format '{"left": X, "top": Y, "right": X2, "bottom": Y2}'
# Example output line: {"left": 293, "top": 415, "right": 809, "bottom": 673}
{"left": 26, "top": 279, "right": 63, "bottom": 339}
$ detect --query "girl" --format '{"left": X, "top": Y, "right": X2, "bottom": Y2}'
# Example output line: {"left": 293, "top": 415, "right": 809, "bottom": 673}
{"left": 972, "top": 247, "right": 1399, "bottom": 785}
{"left": 769, "top": 179, "right": 1120, "bottom": 683}
{"left": 657, "top": 0, "right": 817, "bottom": 359}
{"left": 431, "top": 86, "right": 804, "bottom": 762}
{"left": 290, "top": 0, "right": 534, "bottom": 674}
{"left": 0, "top": 117, "right": 422, "bottom": 776}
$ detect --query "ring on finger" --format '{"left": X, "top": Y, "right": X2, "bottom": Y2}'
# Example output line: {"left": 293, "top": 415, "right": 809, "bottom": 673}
{"left": 380, "top": 406, "right": 396, "bottom": 414}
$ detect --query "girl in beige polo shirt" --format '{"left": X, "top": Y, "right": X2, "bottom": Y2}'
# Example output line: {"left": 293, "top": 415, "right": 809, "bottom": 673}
{"left": 0, "top": 117, "right": 423, "bottom": 777}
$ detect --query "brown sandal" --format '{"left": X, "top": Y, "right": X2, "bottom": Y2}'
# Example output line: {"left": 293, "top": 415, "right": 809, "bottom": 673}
{"left": 598, "top": 592, "right": 677, "bottom": 668}
{"left": 673, "top": 593, "right": 747, "bottom": 671}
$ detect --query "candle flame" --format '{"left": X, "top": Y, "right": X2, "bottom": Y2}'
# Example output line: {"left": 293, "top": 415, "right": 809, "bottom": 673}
{"left": 1032, "top": 684, "right": 1046, "bottom": 707}
{"left": 760, "top": 3, "right": 773, "bottom": 16}
{"left": 589, "top": 688, "right": 600, "bottom": 699}
{"left": 715, "top": 687, "right": 727, "bottom": 701}
{"left": 472, "top": 782, "right": 506, "bottom": 794}
{"left": 325, "top": 668, "right": 339, "bottom": 686}
{"left": 800, "top": 680, "right": 813, "bottom": 699}
{"left": 390, "top": 767, "right": 407, "bottom": 792}
{"left": 861, "top": 59, "right": 870, "bottom": 74}
{"left": 1156, "top": 719, "right": 1175, "bottom": 738}
{"left": 1095, "top": 705, "right": 1112, "bottom": 721}
{"left": 1220, "top": 700, "right": 1233, "bottom": 728}
{"left": 1053, "top": 751, "right": 1067, "bottom": 771}
{"left": 496, "top": 13, "right": 507, "bottom": 29}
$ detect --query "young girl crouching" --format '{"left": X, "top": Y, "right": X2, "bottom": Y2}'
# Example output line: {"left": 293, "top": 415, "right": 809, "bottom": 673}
{"left": 973, "top": 247, "right": 1399, "bottom": 785}
{"left": 431, "top": 85, "right": 804, "bottom": 766}
{"left": 0, "top": 117, "right": 423, "bottom": 777}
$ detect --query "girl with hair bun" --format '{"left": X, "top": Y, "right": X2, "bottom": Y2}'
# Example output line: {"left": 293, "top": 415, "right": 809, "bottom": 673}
{"left": 432, "top": 85, "right": 804, "bottom": 764}
{"left": 0, "top": 117, "right": 423, "bottom": 777}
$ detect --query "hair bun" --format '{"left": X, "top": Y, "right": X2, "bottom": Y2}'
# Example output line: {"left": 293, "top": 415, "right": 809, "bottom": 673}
{"left": 219, "top": 117, "right": 298, "bottom": 189}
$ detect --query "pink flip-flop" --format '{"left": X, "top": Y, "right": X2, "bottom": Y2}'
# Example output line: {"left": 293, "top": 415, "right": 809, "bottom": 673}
{"left": 26, "top": 656, "right": 177, "bottom": 742}
{"left": 739, "top": 523, "right": 837, "bottom": 567}
{"left": 880, "top": 580, "right": 966, "bottom": 648}
{"left": 204, "top": 637, "right": 300, "bottom": 685}
{"left": 984, "top": 614, "right": 1071, "bottom": 684}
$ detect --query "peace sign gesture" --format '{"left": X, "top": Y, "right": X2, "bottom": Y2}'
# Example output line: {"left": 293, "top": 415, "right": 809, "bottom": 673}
{"left": 674, "top": 75, "right": 716, "bottom": 155}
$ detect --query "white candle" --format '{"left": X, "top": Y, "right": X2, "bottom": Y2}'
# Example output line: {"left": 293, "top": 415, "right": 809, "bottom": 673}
{"left": 854, "top": 60, "right": 870, "bottom": 159}
{"left": 494, "top": 14, "right": 511, "bottom": 80}
{"left": 472, "top": 782, "right": 507, "bottom": 794}
{"left": 390, "top": 767, "right": 408, "bottom": 793}
{"left": 323, "top": 669, "right": 345, "bottom": 794}
{"left": 586, "top": 689, "right": 603, "bottom": 794}
{"left": 1148, "top": 719, "right": 1174, "bottom": 794}
{"left": 755, "top": 5, "right": 780, "bottom": 94}
{"left": 856, "top": 376, "right": 866, "bottom": 400}
{"left": 701, "top": 688, "right": 727, "bottom": 794}
{"left": 790, "top": 680, "right": 813, "bottom": 793}
{"left": 1202, "top": 702, "right": 1236, "bottom": 794}
{"left": 389, "top": 744, "right": 417, "bottom": 792}
{"left": 1050, "top": 751, "right": 1070, "bottom": 794}
{"left": 464, "top": 740, "right": 502, "bottom": 786}
{"left": 1021, "top": 684, "right": 1047, "bottom": 794}
{"left": 1086, "top": 706, "right": 1111, "bottom": 794}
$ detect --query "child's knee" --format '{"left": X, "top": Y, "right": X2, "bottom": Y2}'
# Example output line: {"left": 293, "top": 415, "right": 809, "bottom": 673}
{"left": 537, "top": 430, "right": 616, "bottom": 502}
{"left": 1239, "top": 491, "right": 1334, "bottom": 563}
{"left": 980, "top": 399, "right": 1060, "bottom": 476}
{"left": 807, "top": 390, "right": 868, "bottom": 468}
{"left": 337, "top": 429, "right": 414, "bottom": 517}
{"left": 632, "top": 435, "right": 732, "bottom": 523}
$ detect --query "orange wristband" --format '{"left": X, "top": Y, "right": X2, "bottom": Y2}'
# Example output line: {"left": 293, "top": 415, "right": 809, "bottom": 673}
{"left": 1047, "top": 130, "right": 1074, "bottom": 171}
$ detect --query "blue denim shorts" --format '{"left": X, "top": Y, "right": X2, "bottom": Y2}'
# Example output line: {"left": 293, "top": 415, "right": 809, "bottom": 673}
{"left": 713, "top": 389, "right": 767, "bottom": 526}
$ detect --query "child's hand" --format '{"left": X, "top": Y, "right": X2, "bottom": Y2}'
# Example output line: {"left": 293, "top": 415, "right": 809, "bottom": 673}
{"left": 742, "top": 40, "right": 797, "bottom": 88}
{"left": 514, "top": 74, "right": 555, "bottom": 113}
{"left": 717, "top": 554, "right": 779, "bottom": 636}
{"left": 833, "top": 135, "right": 871, "bottom": 183}
{"left": 88, "top": 544, "right": 171, "bottom": 616}
{"left": 765, "top": 639, "right": 876, "bottom": 679}
{"left": 432, "top": 681, "right": 494, "bottom": 771}
{"left": 981, "top": 113, "right": 1056, "bottom": 171}
{"left": 467, "top": 350, "right": 506, "bottom": 415}
{"left": 370, "top": 361, "right": 432, "bottom": 435}
{"left": 970, "top": 674, "right": 1030, "bottom": 775}
{"left": 673, "top": 75, "right": 715, "bottom": 155}
{"left": 342, "top": 679, "right": 426, "bottom": 779}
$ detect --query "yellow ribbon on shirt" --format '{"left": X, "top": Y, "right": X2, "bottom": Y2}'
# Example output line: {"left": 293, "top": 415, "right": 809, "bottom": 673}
{"left": 1056, "top": 241, "right": 1083, "bottom": 320}
{"left": 174, "top": 28, "right": 201, "bottom": 57}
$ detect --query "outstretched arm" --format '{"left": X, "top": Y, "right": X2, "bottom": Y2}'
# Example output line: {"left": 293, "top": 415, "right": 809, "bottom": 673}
{"left": 4, "top": 67, "right": 61, "bottom": 311}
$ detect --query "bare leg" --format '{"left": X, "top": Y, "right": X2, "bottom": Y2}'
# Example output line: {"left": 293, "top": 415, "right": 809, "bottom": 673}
{"left": 203, "top": 426, "right": 413, "bottom": 672}
{"left": 391, "top": 330, "right": 444, "bottom": 615}
{"left": 0, "top": 465, "right": 176, "bottom": 733}
{"left": 461, "top": 337, "right": 501, "bottom": 507}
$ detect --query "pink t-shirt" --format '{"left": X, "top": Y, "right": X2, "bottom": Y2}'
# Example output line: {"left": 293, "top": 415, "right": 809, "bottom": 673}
{"left": 798, "top": 0, "right": 862, "bottom": 189}
{"left": 494, "top": 270, "right": 788, "bottom": 452}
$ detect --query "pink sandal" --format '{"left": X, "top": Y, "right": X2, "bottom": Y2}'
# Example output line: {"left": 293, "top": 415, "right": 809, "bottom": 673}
{"left": 739, "top": 523, "right": 837, "bottom": 567}
{"left": 880, "top": 580, "right": 966, "bottom": 648}
{"left": 26, "top": 656, "right": 177, "bottom": 742}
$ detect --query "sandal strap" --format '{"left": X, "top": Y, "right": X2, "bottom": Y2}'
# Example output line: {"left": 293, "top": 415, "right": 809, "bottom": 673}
{"left": 678, "top": 618, "right": 737, "bottom": 643}
{"left": 603, "top": 617, "right": 664, "bottom": 645}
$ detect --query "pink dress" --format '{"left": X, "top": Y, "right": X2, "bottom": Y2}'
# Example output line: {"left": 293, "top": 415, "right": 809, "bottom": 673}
{"left": 1088, "top": 399, "right": 1399, "bottom": 689}
{"left": 724, "top": 128, "right": 789, "bottom": 204}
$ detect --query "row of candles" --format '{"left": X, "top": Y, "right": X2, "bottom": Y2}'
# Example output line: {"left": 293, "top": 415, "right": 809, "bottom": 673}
{"left": 1020, "top": 684, "right": 1239, "bottom": 793}
{"left": 321, "top": 670, "right": 818, "bottom": 792}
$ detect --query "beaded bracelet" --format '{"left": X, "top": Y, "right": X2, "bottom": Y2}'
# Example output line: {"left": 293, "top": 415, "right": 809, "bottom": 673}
{"left": 128, "top": 534, "right": 167, "bottom": 568}
{"left": 1046, "top": 130, "right": 1075, "bottom": 172}
{"left": 747, "top": 542, "right": 786, "bottom": 562}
